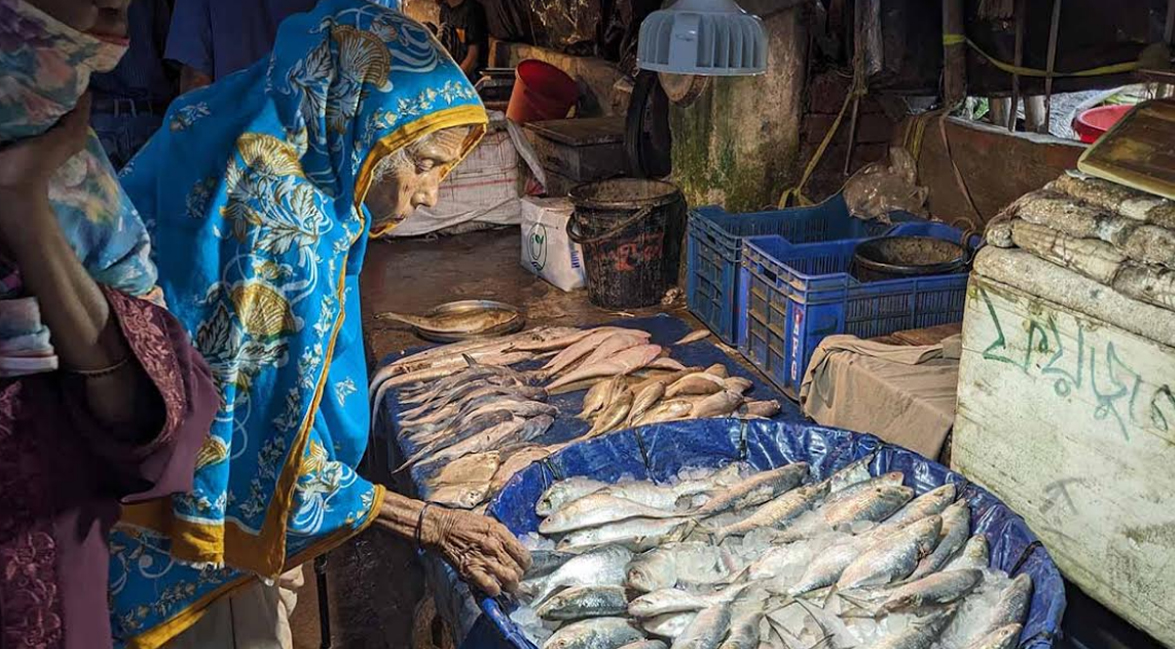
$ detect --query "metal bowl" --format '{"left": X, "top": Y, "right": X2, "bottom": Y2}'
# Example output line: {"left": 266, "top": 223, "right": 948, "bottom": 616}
{"left": 413, "top": 299, "right": 526, "bottom": 343}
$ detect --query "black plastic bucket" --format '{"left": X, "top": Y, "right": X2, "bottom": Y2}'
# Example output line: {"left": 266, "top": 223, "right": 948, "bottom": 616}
{"left": 852, "top": 235, "right": 970, "bottom": 283}
{"left": 567, "top": 179, "right": 685, "bottom": 309}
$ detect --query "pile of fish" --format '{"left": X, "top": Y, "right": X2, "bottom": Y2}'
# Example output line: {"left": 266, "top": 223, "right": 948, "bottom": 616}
{"left": 510, "top": 459, "right": 1033, "bottom": 649}
{"left": 370, "top": 325, "right": 782, "bottom": 511}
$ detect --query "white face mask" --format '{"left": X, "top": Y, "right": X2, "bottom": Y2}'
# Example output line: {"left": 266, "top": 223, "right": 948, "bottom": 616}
{"left": 0, "top": 0, "right": 128, "bottom": 141}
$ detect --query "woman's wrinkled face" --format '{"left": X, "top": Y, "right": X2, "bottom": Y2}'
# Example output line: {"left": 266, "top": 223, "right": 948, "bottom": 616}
{"left": 365, "top": 126, "right": 471, "bottom": 227}
{"left": 25, "top": 0, "right": 131, "bottom": 39}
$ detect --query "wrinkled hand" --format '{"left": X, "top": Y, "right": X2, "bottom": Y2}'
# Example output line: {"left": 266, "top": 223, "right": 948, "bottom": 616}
{"left": 421, "top": 506, "right": 531, "bottom": 597}
{"left": 0, "top": 93, "right": 91, "bottom": 199}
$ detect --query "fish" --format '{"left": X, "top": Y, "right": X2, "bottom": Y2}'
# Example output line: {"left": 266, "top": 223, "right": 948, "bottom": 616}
{"left": 547, "top": 345, "right": 664, "bottom": 391}
{"left": 910, "top": 501, "right": 971, "bottom": 580}
{"left": 671, "top": 600, "right": 732, "bottom": 649}
{"left": 557, "top": 517, "right": 693, "bottom": 554}
{"left": 581, "top": 376, "right": 626, "bottom": 419}
{"left": 694, "top": 463, "right": 810, "bottom": 517}
{"left": 963, "top": 624, "right": 1022, "bottom": 649}
{"left": 710, "top": 481, "right": 827, "bottom": 542}
{"left": 788, "top": 541, "right": 865, "bottom": 596}
{"left": 427, "top": 451, "right": 500, "bottom": 489}
{"left": 985, "top": 574, "right": 1033, "bottom": 631}
{"left": 492, "top": 447, "right": 553, "bottom": 492}
{"left": 828, "top": 454, "right": 877, "bottom": 493}
{"left": 514, "top": 327, "right": 599, "bottom": 353}
{"left": 690, "top": 390, "right": 745, "bottom": 419}
{"left": 705, "top": 364, "right": 729, "bottom": 378}
{"left": 414, "top": 414, "right": 554, "bottom": 472}
{"left": 619, "top": 642, "right": 668, "bottom": 649}
{"left": 718, "top": 605, "right": 764, "bottom": 649}
{"left": 500, "top": 415, "right": 558, "bottom": 454}
{"left": 542, "top": 617, "right": 645, "bottom": 649}
{"left": 544, "top": 328, "right": 642, "bottom": 375}
{"left": 526, "top": 549, "right": 576, "bottom": 580}
{"left": 398, "top": 377, "right": 505, "bottom": 419}
{"left": 820, "top": 484, "right": 914, "bottom": 530}
{"left": 674, "top": 330, "right": 712, "bottom": 345}
{"left": 427, "top": 482, "right": 490, "bottom": 509}
{"left": 580, "top": 331, "right": 651, "bottom": 369}
{"left": 402, "top": 410, "right": 515, "bottom": 462}
{"left": 737, "top": 400, "right": 780, "bottom": 419}
{"left": 634, "top": 400, "right": 694, "bottom": 426}
{"left": 666, "top": 373, "right": 726, "bottom": 398}
{"left": 646, "top": 357, "right": 689, "bottom": 372}
{"left": 539, "top": 494, "right": 687, "bottom": 535}
{"left": 837, "top": 515, "right": 943, "bottom": 590}
{"left": 944, "top": 535, "right": 990, "bottom": 572}
{"left": 883, "top": 484, "right": 958, "bottom": 529}
{"left": 536, "top": 585, "right": 630, "bottom": 621}
{"left": 627, "top": 381, "right": 667, "bottom": 426}
{"left": 721, "top": 377, "right": 753, "bottom": 395}
{"left": 388, "top": 344, "right": 529, "bottom": 377}
{"left": 589, "top": 389, "right": 635, "bottom": 436}
{"left": 879, "top": 569, "right": 984, "bottom": 613}
{"left": 629, "top": 590, "right": 717, "bottom": 619}
{"left": 523, "top": 546, "right": 633, "bottom": 608}
{"left": 537, "top": 477, "right": 610, "bottom": 517}
{"left": 379, "top": 351, "right": 534, "bottom": 391}
{"left": 627, "top": 543, "right": 741, "bottom": 593}
{"left": 822, "top": 472, "right": 905, "bottom": 508}
{"left": 404, "top": 385, "right": 548, "bottom": 428}
{"left": 873, "top": 606, "right": 957, "bottom": 649}
{"left": 641, "top": 613, "right": 695, "bottom": 640}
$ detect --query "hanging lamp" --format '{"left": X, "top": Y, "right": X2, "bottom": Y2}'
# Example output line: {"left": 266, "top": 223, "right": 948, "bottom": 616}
{"left": 637, "top": 0, "right": 768, "bottom": 76}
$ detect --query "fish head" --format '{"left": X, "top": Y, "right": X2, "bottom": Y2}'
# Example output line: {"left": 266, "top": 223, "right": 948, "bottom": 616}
{"left": 910, "top": 515, "right": 944, "bottom": 554}
{"left": 987, "top": 624, "right": 1024, "bottom": 649}
{"left": 627, "top": 555, "right": 675, "bottom": 593}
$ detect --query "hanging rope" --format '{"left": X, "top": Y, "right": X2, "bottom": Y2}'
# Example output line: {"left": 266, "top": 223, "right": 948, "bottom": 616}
{"left": 943, "top": 33, "right": 1143, "bottom": 78}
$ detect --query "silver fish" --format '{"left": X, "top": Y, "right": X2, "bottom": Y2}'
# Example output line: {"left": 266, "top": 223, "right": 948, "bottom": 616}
{"left": 598, "top": 481, "right": 708, "bottom": 512}
{"left": 642, "top": 613, "right": 695, "bottom": 640}
{"left": 557, "top": 517, "right": 693, "bottom": 554}
{"left": 880, "top": 569, "right": 984, "bottom": 612}
{"left": 963, "top": 624, "right": 1022, "bottom": 649}
{"left": 910, "top": 501, "right": 971, "bottom": 580}
{"left": 694, "top": 463, "right": 810, "bottom": 517}
{"left": 548, "top": 345, "right": 664, "bottom": 391}
{"left": 788, "top": 541, "right": 865, "bottom": 596}
{"left": 627, "top": 543, "right": 741, "bottom": 593}
{"left": 690, "top": 390, "right": 745, "bottom": 419}
{"left": 540, "top": 494, "right": 686, "bottom": 535}
{"left": 874, "top": 607, "right": 957, "bottom": 649}
{"left": 986, "top": 574, "right": 1033, "bottom": 631}
{"left": 674, "top": 330, "right": 712, "bottom": 345}
{"left": 524, "top": 545, "right": 633, "bottom": 608}
{"left": 828, "top": 454, "right": 877, "bottom": 493}
{"left": 711, "top": 481, "right": 827, "bottom": 542}
{"left": 884, "top": 484, "right": 958, "bottom": 529}
{"left": 400, "top": 410, "right": 515, "bottom": 468}
{"left": 627, "top": 381, "right": 667, "bottom": 425}
{"left": 619, "top": 642, "right": 669, "bottom": 649}
{"left": 537, "top": 477, "right": 610, "bottom": 517}
{"left": 944, "top": 534, "right": 990, "bottom": 572}
{"left": 666, "top": 373, "right": 726, "bottom": 398}
{"left": 581, "top": 376, "right": 626, "bottom": 419}
{"left": 424, "top": 414, "right": 554, "bottom": 472}
{"left": 671, "top": 600, "right": 732, "bottom": 649}
{"left": 837, "top": 515, "right": 943, "bottom": 590}
{"left": 500, "top": 414, "right": 558, "bottom": 454}
{"left": 822, "top": 472, "right": 905, "bottom": 508}
{"left": 718, "top": 606, "right": 763, "bottom": 649}
{"left": 629, "top": 589, "right": 722, "bottom": 619}
{"left": 536, "top": 585, "right": 630, "bottom": 621}
{"left": 543, "top": 617, "right": 645, "bottom": 649}
{"left": 406, "top": 418, "right": 527, "bottom": 471}
{"left": 526, "top": 549, "right": 576, "bottom": 580}
{"left": 820, "top": 484, "right": 914, "bottom": 529}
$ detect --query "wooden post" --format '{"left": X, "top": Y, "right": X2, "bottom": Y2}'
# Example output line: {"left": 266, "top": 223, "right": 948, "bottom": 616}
{"left": 1042, "top": 0, "right": 1064, "bottom": 134}
{"left": 943, "top": 0, "right": 967, "bottom": 106}
{"left": 1008, "top": 0, "right": 1026, "bottom": 131}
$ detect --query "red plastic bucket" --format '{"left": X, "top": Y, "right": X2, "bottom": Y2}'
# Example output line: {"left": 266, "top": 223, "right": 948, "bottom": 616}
{"left": 1073, "top": 104, "right": 1132, "bottom": 143}
{"left": 506, "top": 59, "right": 578, "bottom": 124}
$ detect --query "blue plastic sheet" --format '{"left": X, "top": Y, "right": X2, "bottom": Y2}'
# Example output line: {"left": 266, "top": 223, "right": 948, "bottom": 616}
{"left": 476, "top": 420, "right": 1066, "bottom": 649}
{"left": 371, "top": 314, "right": 800, "bottom": 644}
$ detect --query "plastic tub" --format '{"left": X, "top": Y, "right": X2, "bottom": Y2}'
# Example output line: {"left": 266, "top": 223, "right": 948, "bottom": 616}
{"left": 506, "top": 60, "right": 578, "bottom": 124}
{"left": 478, "top": 419, "right": 1066, "bottom": 649}
{"left": 1073, "top": 104, "right": 1132, "bottom": 144}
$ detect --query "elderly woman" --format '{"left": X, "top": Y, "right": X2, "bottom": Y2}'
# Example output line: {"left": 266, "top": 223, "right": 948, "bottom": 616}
{"left": 0, "top": 1, "right": 218, "bottom": 648}
{"left": 108, "top": 0, "right": 529, "bottom": 646}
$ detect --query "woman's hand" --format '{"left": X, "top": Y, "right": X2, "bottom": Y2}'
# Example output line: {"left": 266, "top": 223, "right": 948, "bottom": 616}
{"left": 375, "top": 492, "right": 531, "bottom": 597}
{"left": 0, "top": 93, "right": 90, "bottom": 202}
{"left": 420, "top": 506, "right": 531, "bottom": 597}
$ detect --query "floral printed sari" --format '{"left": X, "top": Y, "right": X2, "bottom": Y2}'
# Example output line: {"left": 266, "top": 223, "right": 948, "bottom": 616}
{"left": 108, "top": 1, "right": 486, "bottom": 645}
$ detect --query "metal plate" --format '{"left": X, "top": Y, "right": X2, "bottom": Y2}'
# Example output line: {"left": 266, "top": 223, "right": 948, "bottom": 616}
{"left": 413, "top": 300, "right": 525, "bottom": 343}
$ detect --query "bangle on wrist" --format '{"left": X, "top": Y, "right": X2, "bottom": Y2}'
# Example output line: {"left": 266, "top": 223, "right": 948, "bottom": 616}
{"left": 415, "top": 502, "right": 435, "bottom": 549}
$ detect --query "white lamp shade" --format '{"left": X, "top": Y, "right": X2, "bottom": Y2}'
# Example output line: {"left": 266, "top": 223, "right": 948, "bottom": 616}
{"left": 637, "top": 0, "right": 768, "bottom": 76}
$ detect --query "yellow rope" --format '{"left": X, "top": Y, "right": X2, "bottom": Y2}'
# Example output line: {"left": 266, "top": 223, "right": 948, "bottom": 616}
{"left": 943, "top": 33, "right": 1143, "bottom": 78}
{"left": 778, "top": 83, "right": 864, "bottom": 208}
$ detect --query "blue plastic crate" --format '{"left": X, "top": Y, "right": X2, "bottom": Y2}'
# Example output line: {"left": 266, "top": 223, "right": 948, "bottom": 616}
{"left": 685, "top": 193, "right": 927, "bottom": 346}
{"left": 737, "top": 235, "right": 969, "bottom": 400}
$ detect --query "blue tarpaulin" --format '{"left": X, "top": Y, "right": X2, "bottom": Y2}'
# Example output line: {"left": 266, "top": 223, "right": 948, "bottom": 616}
{"left": 478, "top": 420, "right": 1067, "bottom": 649}
{"left": 372, "top": 314, "right": 799, "bottom": 644}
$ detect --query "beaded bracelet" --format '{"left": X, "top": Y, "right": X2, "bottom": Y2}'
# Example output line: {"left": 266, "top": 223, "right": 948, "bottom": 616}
{"left": 67, "top": 356, "right": 131, "bottom": 379}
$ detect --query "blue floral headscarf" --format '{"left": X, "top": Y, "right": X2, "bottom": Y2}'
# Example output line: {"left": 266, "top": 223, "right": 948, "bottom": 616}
{"left": 108, "top": 1, "right": 486, "bottom": 645}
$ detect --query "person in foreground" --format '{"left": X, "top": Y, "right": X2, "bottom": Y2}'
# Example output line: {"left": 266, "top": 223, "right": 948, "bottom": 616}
{"left": 111, "top": 0, "right": 529, "bottom": 645}
{"left": 0, "top": 1, "right": 218, "bottom": 647}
